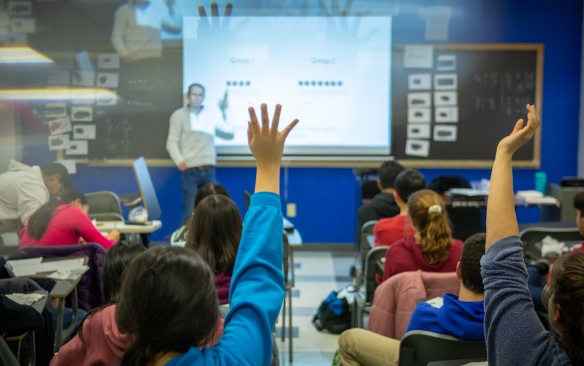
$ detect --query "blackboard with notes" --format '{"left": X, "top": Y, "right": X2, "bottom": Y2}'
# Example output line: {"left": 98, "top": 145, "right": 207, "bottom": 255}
{"left": 391, "top": 44, "right": 543, "bottom": 168}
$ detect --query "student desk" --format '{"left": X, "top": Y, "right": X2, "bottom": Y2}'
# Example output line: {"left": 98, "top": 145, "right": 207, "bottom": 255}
{"left": 96, "top": 220, "right": 162, "bottom": 246}
{"left": 30, "top": 267, "right": 88, "bottom": 351}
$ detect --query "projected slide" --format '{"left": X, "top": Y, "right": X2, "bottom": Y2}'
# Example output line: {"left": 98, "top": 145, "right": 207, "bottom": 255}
{"left": 183, "top": 16, "right": 392, "bottom": 156}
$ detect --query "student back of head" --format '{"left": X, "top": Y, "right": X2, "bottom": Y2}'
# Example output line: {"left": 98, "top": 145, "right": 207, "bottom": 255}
{"left": 374, "top": 169, "right": 425, "bottom": 247}
{"left": 357, "top": 160, "right": 404, "bottom": 233}
{"left": 19, "top": 188, "right": 120, "bottom": 250}
{"left": 185, "top": 194, "right": 242, "bottom": 304}
{"left": 170, "top": 182, "right": 231, "bottom": 247}
{"left": 382, "top": 189, "right": 463, "bottom": 281}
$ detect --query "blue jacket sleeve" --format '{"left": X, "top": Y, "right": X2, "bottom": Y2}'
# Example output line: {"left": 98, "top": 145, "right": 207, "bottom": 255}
{"left": 481, "top": 236, "right": 572, "bottom": 365}
{"left": 167, "top": 192, "right": 285, "bottom": 366}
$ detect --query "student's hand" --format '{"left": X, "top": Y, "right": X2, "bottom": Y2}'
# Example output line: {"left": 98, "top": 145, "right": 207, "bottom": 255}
{"left": 248, "top": 104, "right": 298, "bottom": 194}
{"left": 107, "top": 229, "right": 121, "bottom": 242}
{"left": 248, "top": 104, "right": 298, "bottom": 168}
{"left": 178, "top": 161, "right": 187, "bottom": 171}
{"left": 496, "top": 104, "right": 540, "bottom": 156}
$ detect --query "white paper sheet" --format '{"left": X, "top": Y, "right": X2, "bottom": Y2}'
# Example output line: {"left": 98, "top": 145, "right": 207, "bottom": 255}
{"left": 405, "top": 139, "right": 430, "bottom": 157}
{"left": 408, "top": 74, "right": 431, "bottom": 90}
{"left": 73, "top": 124, "right": 96, "bottom": 139}
{"left": 433, "top": 91, "right": 457, "bottom": 106}
{"left": 407, "top": 92, "right": 431, "bottom": 108}
{"left": 433, "top": 125, "right": 458, "bottom": 141}
{"left": 407, "top": 107, "right": 431, "bottom": 124}
{"left": 71, "top": 106, "right": 93, "bottom": 121}
{"left": 404, "top": 45, "right": 433, "bottom": 68}
{"left": 407, "top": 124, "right": 431, "bottom": 139}
{"left": 66, "top": 140, "right": 88, "bottom": 155}
{"left": 49, "top": 117, "right": 72, "bottom": 135}
{"left": 435, "top": 107, "right": 459, "bottom": 123}
{"left": 434, "top": 73, "right": 458, "bottom": 90}
{"left": 7, "top": 257, "right": 42, "bottom": 276}
{"left": 437, "top": 54, "right": 456, "bottom": 71}
{"left": 48, "top": 134, "right": 70, "bottom": 150}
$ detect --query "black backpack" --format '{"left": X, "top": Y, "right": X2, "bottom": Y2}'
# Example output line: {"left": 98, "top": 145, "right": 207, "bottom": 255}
{"left": 312, "top": 288, "right": 353, "bottom": 334}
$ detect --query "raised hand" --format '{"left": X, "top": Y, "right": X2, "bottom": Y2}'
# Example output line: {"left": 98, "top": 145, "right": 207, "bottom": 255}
{"left": 247, "top": 104, "right": 298, "bottom": 194}
{"left": 497, "top": 104, "right": 540, "bottom": 156}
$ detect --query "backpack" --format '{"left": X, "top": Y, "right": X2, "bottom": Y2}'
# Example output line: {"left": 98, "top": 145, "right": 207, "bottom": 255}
{"left": 312, "top": 286, "right": 355, "bottom": 334}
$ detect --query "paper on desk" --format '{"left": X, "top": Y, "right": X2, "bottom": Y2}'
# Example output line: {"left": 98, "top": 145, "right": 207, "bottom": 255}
{"left": 5, "top": 292, "right": 45, "bottom": 306}
{"left": 447, "top": 188, "right": 489, "bottom": 196}
{"left": 7, "top": 257, "right": 42, "bottom": 276}
{"left": 541, "top": 236, "right": 569, "bottom": 258}
{"left": 40, "top": 258, "right": 85, "bottom": 273}
{"left": 462, "top": 363, "right": 487, "bottom": 366}
{"left": 47, "top": 266, "right": 89, "bottom": 280}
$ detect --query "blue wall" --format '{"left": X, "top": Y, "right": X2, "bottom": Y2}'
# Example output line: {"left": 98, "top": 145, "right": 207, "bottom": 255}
{"left": 38, "top": 1, "right": 584, "bottom": 243}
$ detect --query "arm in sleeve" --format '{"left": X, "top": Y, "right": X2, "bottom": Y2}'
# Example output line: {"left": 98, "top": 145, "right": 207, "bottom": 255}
{"left": 207, "top": 192, "right": 285, "bottom": 365}
{"left": 214, "top": 108, "right": 235, "bottom": 140}
{"left": 166, "top": 111, "right": 185, "bottom": 165}
{"left": 72, "top": 210, "right": 115, "bottom": 250}
{"left": 16, "top": 183, "right": 48, "bottom": 224}
{"left": 111, "top": 8, "right": 131, "bottom": 57}
{"left": 481, "top": 236, "right": 570, "bottom": 365}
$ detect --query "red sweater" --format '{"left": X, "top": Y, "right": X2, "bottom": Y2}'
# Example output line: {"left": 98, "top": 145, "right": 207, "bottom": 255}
{"left": 19, "top": 205, "right": 114, "bottom": 250}
{"left": 382, "top": 235, "right": 463, "bottom": 282}
{"left": 374, "top": 215, "right": 415, "bottom": 247}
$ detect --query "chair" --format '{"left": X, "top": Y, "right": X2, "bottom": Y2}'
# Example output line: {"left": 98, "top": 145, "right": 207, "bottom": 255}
{"left": 352, "top": 246, "right": 388, "bottom": 328}
{"left": 280, "top": 232, "right": 294, "bottom": 362}
{"left": 353, "top": 220, "right": 378, "bottom": 290}
{"left": 519, "top": 226, "right": 583, "bottom": 261}
{"left": 86, "top": 191, "right": 124, "bottom": 222}
{"left": 368, "top": 271, "right": 460, "bottom": 339}
{"left": 398, "top": 330, "right": 487, "bottom": 366}
{"left": 8, "top": 244, "right": 107, "bottom": 311}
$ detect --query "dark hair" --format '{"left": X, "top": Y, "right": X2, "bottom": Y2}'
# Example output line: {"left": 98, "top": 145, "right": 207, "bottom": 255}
{"left": 459, "top": 233, "right": 486, "bottom": 294}
{"left": 40, "top": 162, "right": 72, "bottom": 191}
{"left": 186, "top": 195, "right": 241, "bottom": 275}
{"left": 79, "top": 240, "right": 145, "bottom": 344}
{"left": 394, "top": 169, "right": 426, "bottom": 203}
{"left": 187, "top": 83, "right": 205, "bottom": 96}
{"left": 544, "top": 252, "right": 584, "bottom": 361}
{"left": 26, "top": 189, "right": 86, "bottom": 240}
{"left": 117, "top": 246, "right": 219, "bottom": 366}
{"left": 103, "top": 241, "right": 146, "bottom": 304}
{"left": 377, "top": 160, "right": 404, "bottom": 189}
{"left": 408, "top": 189, "right": 453, "bottom": 265}
{"left": 573, "top": 192, "right": 584, "bottom": 213}
{"left": 177, "top": 183, "right": 231, "bottom": 242}
{"left": 427, "top": 176, "right": 471, "bottom": 195}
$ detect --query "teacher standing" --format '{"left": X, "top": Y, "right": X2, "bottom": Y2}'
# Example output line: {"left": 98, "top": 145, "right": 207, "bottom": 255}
{"left": 166, "top": 83, "right": 234, "bottom": 225}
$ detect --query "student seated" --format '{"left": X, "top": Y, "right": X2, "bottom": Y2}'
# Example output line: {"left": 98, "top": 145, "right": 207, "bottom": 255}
{"left": 482, "top": 104, "right": 584, "bottom": 364}
{"left": 170, "top": 183, "right": 231, "bottom": 247}
{"left": 373, "top": 169, "right": 425, "bottom": 247}
{"left": 50, "top": 240, "right": 146, "bottom": 364}
{"left": 114, "top": 103, "right": 297, "bottom": 365}
{"left": 337, "top": 233, "right": 486, "bottom": 366}
{"left": 185, "top": 194, "right": 241, "bottom": 305}
{"left": 357, "top": 160, "right": 404, "bottom": 232}
{"left": 382, "top": 189, "right": 463, "bottom": 282}
{"left": 19, "top": 189, "right": 120, "bottom": 250}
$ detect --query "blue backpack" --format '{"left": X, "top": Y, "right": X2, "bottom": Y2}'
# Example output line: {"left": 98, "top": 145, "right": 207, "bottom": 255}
{"left": 312, "top": 287, "right": 353, "bottom": 334}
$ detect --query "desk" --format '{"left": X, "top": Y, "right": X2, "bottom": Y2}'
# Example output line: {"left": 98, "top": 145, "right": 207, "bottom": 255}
{"left": 30, "top": 268, "right": 88, "bottom": 351}
{"left": 95, "top": 220, "right": 162, "bottom": 234}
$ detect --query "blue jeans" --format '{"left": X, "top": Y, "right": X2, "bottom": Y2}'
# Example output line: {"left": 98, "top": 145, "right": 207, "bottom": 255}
{"left": 181, "top": 166, "right": 216, "bottom": 224}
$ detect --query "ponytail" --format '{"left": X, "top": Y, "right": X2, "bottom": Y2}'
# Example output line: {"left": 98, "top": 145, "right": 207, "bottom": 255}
{"left": 408, "top": 189, "right": 454, "bottom": 265}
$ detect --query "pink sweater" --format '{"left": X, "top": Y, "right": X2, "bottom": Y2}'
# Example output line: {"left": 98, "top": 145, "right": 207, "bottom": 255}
{"left": 19, "top": 205, "right": 114, "bottom": 250}
{"left": 51, "top": 305, "right": 225, "bottom": 366}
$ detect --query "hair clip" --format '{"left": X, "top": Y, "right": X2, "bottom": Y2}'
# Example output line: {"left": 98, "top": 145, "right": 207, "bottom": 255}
{"left": 428, "top": 205, "right": 442, "bottom": 214}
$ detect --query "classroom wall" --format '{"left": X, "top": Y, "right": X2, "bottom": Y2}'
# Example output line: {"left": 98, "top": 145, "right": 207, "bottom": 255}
{"left": 14, "top": 0, "right": 584, "bottom": 243}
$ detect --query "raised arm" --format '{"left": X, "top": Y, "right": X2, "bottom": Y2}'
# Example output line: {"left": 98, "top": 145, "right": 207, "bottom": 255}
{"left": 248, "top": 104, "right": 298, "bottom": 194}
{"left": 486, "top": 104, "right": 540, "bottom": 250}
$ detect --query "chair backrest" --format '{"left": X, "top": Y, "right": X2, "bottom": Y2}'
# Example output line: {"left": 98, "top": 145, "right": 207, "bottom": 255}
{"left": 519, "top": 226, "right": 583, "bottom": 261}
{"left": 132, "top": 157, "right": 161, "bottom": 221}
{"left": 364, "top": 246, "right": 388, "bottom": 302}
{"left": 360, "top": 220, "right": 378, "bottom": 267}
{"left": 368, "top": 270, "right": 460, "bottom": 339}
{"left": 86, "top": 191, "right": 124, "bottom": 222}
{"left": 398, "top": 330, "right": 486, "bottom": 366}
{"left": 8, "top": 244, "right": 107, "bottom": 311}
{"left": 0, "top": 336, "right": 19, "bottom": 366}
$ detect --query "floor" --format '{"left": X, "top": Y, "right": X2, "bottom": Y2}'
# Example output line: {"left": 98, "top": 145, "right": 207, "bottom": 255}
{"left": 274, "top": 247, "right": 356, "bottom": 366}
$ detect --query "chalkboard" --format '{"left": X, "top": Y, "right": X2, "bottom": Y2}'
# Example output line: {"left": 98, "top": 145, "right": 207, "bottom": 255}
{"left": 391, "top": 44, "right": 543, "bottom": 168}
